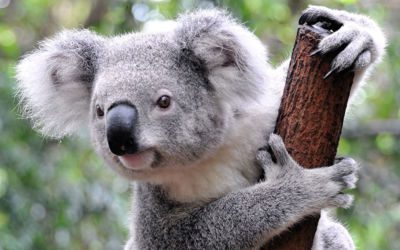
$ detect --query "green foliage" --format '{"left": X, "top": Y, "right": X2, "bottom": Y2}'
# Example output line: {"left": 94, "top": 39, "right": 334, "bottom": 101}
{"left": 0, "top": 0, "right": 399, "bottom": 249}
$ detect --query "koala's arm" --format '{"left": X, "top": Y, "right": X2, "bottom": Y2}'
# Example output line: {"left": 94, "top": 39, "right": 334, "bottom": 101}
{"left": 130, "top": 135, "right": 358, "bottom": 250}
{"left": 274, "top": 5, "right": 386, "bottom": 96}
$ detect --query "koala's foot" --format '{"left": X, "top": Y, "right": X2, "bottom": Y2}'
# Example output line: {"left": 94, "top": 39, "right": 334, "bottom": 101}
{"left": 257, "top": 134, "right": 358, "bottom": 210}
{"left": 312, "top": 210, "right": 355, "bottom": 250}
{"left": 299, "top": 5, "right": 386, "bottom": 78}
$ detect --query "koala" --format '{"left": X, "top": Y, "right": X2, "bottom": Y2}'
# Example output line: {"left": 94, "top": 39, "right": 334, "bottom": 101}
{"left": 16, "top": 5, "right": 385, "bottom": 250}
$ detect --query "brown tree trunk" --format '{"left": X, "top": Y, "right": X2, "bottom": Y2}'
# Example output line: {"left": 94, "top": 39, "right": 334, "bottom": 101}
{"left": 263, "top": 24, "right": 355, "bottom": 249}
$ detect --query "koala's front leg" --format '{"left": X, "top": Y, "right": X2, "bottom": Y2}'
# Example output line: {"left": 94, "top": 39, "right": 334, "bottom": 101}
{"left": 299, "top": 6, "right": 386, "bottom": 83}
{"left": 162, "top": 134, "right": 358, "bottom": 249}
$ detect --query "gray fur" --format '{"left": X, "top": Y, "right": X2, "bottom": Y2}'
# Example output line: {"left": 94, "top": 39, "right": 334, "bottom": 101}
{"left": 124, "top": 135, "right": 358, "bottom": 249}
{"left": 16, "top": 30, "right": 104, "bottom": 137}
{"left": 16, "top": 6, "right": 385, "bottom": 250}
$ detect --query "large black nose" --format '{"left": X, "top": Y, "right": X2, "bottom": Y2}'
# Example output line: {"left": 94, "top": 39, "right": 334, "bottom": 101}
{"left": 106, "top": 103, "right": 138, "bottom": 156}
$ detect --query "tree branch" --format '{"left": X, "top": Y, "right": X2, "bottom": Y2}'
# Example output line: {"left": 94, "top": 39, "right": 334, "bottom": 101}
{"left": 263, "top": 24, "right": 354, "bottom": 249}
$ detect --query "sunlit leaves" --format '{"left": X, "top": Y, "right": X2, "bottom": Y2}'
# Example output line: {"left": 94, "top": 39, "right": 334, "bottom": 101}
{"left": 0, "top": 25, "right": 18, "bottom": 57}
{"left": 0, "top": 168, "right": 8, "bottom": 198}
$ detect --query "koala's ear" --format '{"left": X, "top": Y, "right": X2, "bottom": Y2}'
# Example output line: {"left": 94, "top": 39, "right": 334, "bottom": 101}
{"left": 174, "top": 9, "right": 271, "bottom": 104}
{"left": 16, "top": 30, "right": 104, "bottom": 138}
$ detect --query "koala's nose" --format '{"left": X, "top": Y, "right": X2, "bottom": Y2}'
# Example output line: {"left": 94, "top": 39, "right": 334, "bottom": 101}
{"left": 106, "top": 103, "right": 139, "bottom": 156}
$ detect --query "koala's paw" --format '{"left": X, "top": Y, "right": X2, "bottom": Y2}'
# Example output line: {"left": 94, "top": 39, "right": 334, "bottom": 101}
{"left": 299, "top": 5, "right": 386, "bottom": 78}
{"left": 257, "top": 134, "right": 359, "bottom": 210}
{"left": 308, "top": 157, "right": 359, "bottom": 209}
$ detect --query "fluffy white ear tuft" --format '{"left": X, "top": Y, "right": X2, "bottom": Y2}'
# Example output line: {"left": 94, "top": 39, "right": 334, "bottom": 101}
{"left": 16, "top": 30, "right": 104, "bottom": 138}
{"left": 174, "top": 9, "right": 272, "bottom": 107}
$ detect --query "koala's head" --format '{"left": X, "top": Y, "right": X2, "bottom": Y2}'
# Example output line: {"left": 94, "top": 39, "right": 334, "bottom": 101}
{"left": 17, "top": 10, "right": 269, "bottom": 181}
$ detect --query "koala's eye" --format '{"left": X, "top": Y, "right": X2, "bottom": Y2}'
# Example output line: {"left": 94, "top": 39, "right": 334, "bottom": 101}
{"left": 156, "top": 95, "right": 171, "bottom": 109}
{"left": 96, "top": 104, "right": 104, "bottom": 117}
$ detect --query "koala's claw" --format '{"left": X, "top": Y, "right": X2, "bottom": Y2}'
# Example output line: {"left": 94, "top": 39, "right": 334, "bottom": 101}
{"left": 300, "top": 5, "right": 381, "bottom": 77}
{"left": 299, "top": 6, "right": 342, "bottom": 32}
{"left": 323, "top": 66, "right": 338, "bottom": 79}
{"left": 310, "top": 48, "right": 323, "bottom": 56}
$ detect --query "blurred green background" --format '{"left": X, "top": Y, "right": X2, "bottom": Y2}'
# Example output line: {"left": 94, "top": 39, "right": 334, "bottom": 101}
{"left": 0, "top": 0, "right": 399, "bottom": 249}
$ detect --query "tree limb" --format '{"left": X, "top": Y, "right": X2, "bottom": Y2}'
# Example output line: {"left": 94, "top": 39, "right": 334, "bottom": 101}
{"left": 263, "top": 24, "right": 354, "bottom": 249}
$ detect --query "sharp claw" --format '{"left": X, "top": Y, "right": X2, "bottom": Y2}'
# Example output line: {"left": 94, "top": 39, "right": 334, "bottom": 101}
{"left": 310, "top": 48, "right": 322, "bottom": 56}
{"left": 299, "top": 14, "right": 307, "bottom": 25}
{"left": 323, "top": 67, "right": 337, "bottom": 79}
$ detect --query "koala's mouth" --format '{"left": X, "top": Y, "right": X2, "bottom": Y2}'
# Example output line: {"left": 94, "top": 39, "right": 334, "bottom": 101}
{"left": 118, "top": 149, "right": 155, "bottom": 170}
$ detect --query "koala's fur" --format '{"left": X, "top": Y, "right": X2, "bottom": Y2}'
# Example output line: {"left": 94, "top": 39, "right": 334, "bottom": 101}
{"left": 16, "top": 6, "right": 385, "bottom": 250}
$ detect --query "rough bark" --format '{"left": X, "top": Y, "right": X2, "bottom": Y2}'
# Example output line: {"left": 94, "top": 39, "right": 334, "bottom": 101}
{"left": 263, "top": 24, "right": 355, "bottom": 249}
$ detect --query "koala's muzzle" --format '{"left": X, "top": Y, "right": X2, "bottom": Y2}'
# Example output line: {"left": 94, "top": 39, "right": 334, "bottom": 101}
{"left": 106, "top": 103, "right": 138, "bottom": 156}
